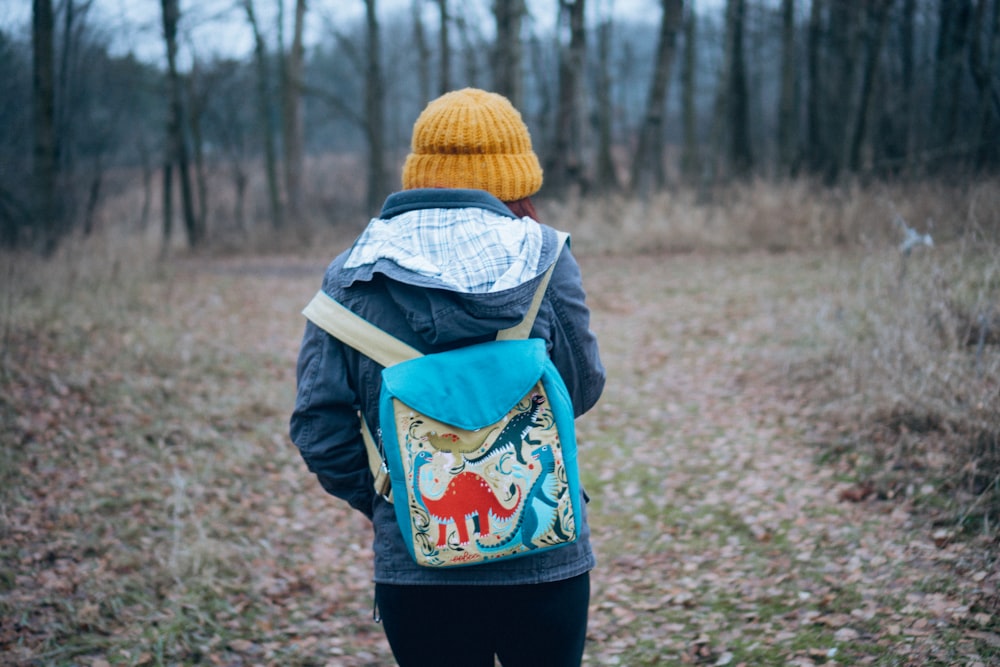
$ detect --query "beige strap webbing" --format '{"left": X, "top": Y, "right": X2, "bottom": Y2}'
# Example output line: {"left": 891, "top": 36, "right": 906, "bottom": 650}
{"left": 497, "top": 232, "right": 567, "bottom": 341}
{"left": 302, "top": 290, "right": 422, "bottom": 367}
{"left": 302, "top": 292, "right": 412, "bottom": 499}
{"left": 361, "top": 419, "right": 393, "bottom": 501}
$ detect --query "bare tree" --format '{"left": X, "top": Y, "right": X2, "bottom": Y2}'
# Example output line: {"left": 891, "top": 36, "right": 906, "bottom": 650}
{"left": 186, "top": 60, "right": 209, "bottom": 237}
{"left": 60, "top": 2, "right": 113, "bottom": 239}
{"left": 435, "top": 0, "right": 451, "bottom": 94}
{"left": 56, "top": 0, "right": 75, "bottom": 203}
{"left": 805, "top": 0, "right": 825, "bottom": 175}
{"left": 842, "top": 1, "right": 891, "bottom": 173}
{"left": 243, "top": 0, "right": 284, "bottom": 229}
{"left": 137, "top": 135, "right": 153, "bottom": 231}
{"left": 202, "top": 60, "right": 253, "bottom": 232}
{"left": 33, "top": 0, "right": 58, "bottom": 254}
{"left": 413, "top": 0, "right": 431, "bottom": 103}
{"left": 899, "top": 0, "right": 917, "bottom": 169}
{"left": 548, "top": 0, "right": 588, "bottom": 193}
{"left": 282, "top": 0, "right": 307, "bottom": 223}
{"left": 593, "top": 8, "right": 619, "bottom": 192}
{"left": 308, "top": 2, "right": 386, "bottom": 213}
{"left": 630, "top": 0, "right": 684, "bottom": 193}
{"left": 364, "top": 0, "right": 387, "bottom": 213}
{"left": 969, "top": 0, "right": 1000, "bottom": 168}
{"left": 777, "top": 0, "right": 798, "bottom": 176}
{"left": 161, "top": 0, "right": 201, "bottom": 248}
{"left": 493, "top": 0, "right": 526, "bottom": 108}
{"left": 932, "top": 0, "right": 973, "bottom": 157}
{"left": 454, "top": 7, "right": 484, "bottom": 87}
{"left": 680, "top": 2, "right": 700, "bottom": 184}
{"left": 719, "top": 0, "right": 752, "bottom": 177}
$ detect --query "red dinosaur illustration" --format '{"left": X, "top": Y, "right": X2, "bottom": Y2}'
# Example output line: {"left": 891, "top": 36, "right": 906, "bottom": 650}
{"left": 411, "top": 450, "right": 520, "bottom": 547}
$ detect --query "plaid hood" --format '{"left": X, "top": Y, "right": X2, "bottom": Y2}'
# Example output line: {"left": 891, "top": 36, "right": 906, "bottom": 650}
{"left": 344, "top": 195, "right": 544, "bottom": 294}
{"left": 331, "top": 189, "right": 564, "bottom": 347}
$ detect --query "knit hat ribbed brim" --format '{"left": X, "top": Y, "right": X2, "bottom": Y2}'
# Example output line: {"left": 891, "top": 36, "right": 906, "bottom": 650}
{"left": 402, "top": 88, "right": 543, "bottom": 202}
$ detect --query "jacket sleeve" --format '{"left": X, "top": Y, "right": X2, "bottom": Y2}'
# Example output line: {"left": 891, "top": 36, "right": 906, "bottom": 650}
{"left": 289, "top": 318, "right": 375, "bottom": 519}
{"left": 542, "top": 246, "right": 606, "bottom": 417}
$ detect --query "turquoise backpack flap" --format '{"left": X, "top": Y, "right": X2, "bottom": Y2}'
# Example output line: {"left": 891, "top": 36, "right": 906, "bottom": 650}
{"left": 379, "top": 338, "right": 581, "bottom": 567}
{"left": 381, "top": 339, "right": 545, "bottom": 429}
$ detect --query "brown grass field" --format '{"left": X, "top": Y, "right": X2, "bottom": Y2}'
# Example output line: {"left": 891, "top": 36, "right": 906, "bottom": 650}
{"left": 1, "top": 178, "right": 998, "bottom": 665}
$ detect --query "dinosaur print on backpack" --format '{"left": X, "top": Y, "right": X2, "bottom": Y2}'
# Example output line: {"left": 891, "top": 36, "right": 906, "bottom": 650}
{"left": 385, "top": 358, "right": 581, "bottom": 568}
{"left": 382, "top": 370, "right": 579, "bottom": 567}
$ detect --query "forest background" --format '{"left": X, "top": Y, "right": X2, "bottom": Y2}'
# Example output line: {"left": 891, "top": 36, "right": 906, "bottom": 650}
{"left": 2, "top": 0, "right": 1000, "bottom": 664}
{"left": 3, "top": 0, "right": 998, "bottom": 252}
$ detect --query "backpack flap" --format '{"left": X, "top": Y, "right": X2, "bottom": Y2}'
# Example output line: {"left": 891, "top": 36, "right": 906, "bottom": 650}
{"left": 381, "top": 339, "right": 547, "bottom": 430}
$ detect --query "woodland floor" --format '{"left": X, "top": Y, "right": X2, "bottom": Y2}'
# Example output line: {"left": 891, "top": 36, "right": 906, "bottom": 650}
{"left": 1, "top": 250, "right": 998, "bottom": 666}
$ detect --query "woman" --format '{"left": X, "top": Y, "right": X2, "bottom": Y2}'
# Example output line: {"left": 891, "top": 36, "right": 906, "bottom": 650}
{"left": 290, "top": 88, "right": 605, "bottom": 667}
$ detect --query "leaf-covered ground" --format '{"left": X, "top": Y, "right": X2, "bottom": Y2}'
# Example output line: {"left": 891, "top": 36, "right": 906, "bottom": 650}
{"left": 1, "top": 251, "right": 997, "bottom": 666}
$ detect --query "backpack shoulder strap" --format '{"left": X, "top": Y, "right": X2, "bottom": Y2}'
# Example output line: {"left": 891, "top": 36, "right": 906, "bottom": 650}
{"left": 497, "top": 231, "right": 568, "bottom": 341}
{"left": 301, "top": 291, "right": 409, "bottom": 501}
{"left": 302, "top": 290, "right": 422, "bottom": 367}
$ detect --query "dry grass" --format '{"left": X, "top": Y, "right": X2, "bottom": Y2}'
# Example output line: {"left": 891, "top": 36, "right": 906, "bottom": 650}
{"left": 544, "top": 177, "right": 998, "bottom": 256}
{"left": 806, "top": 211, "right": 1000, "bottom": 532}
{"left": 546, "top": 177, "right": 1000, "bottom": 530}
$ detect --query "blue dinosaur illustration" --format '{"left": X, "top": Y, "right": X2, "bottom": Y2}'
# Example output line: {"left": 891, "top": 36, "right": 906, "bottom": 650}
{"left": 460, "top": 393, "right": 546, "bottom": 471}
{"left": 476, "top": 444, "right": 571, "bottom": 553}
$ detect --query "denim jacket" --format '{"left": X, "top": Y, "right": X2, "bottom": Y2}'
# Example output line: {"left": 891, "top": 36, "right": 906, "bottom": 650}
{"left": 290, "top": 189, "right": 605, "bottom": 585}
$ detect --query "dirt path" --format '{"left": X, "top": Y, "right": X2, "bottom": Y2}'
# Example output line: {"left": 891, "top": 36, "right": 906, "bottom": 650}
{"left": 2, "top": 251, "right": 996, "bottom": 665}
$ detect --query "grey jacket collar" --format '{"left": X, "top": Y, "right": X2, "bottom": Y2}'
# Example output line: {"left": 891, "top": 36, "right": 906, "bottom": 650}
{"left": 379, "top": 189, "right": 517, "bottom": 220}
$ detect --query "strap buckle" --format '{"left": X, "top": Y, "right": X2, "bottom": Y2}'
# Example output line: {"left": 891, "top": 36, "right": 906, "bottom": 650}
{"left": 374, "top": 461, "right": 393, "bottom": 502}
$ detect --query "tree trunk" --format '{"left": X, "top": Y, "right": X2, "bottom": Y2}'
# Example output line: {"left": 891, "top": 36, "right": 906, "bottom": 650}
{"left": 843, "top": 2, "right": 891, "bottom": 174}
{"left": 630, "top": 0, "right": 684, "bottom": 194}
{"left": 723, "top": 0, "right": 753, "bottom": 177}
{"left": 777, "top": 0, "right": 798, "bottom": 176}
{"left": 824, "top": 0, "right": 854, "bottom": 180}
{"left": 932, "top": 0, "right": 973, "bottom": 157}
{"left": 32, "top": 0, "right": 58, "bottom": 255}
{"left": 82, "top": 157, "right": 102, "bottom": 237}
{"left": 435, "top": 0, "right": 451, "bottom": 94}
{"left": 413, "top": 0, "right": 431, "bottom": 103}
{"left": 493, "top": 0, "right": 526, "bottom": 108}
{"left": 233, "top": 165, "right": 248, "bottom": 232}
{"left": 57, "top": 0, "right": 74, "bottom": 203}
{"left": 454, "top": 10, "right": 482, "bottom": 87}
{"left": 970, "top": 0, "right": 1000, "bottom": 168}
{"left": 187, "top": 72, "right": 208, "bottom": 237}
{"left": 138, "top": 136, "right": 152, "bottom": 230}
{"left": 900, "top": 0, "right": 917, "bottom": 170}
{"left": 528, "top": 31, "right": 556, "bottom": 152}
{"left": 364, "top": 0, "right": 386, "bottom": 214}
{"left": 548, "top": 0, "right": 587, "bottom": 194}
{"left": 593, "top": 13, "right": 619, "bottom": 192}
{"left": 805, "top": 0, "right": 825, "bottom": 174}
{"left": 161, "top": 160, "right": 173, "bottom": 256}
{"left": 283, "top": 0, "right": 307, "bottom": 223}
{"left": 680, "top": 3, "right": 700, "bottom": 185}
{"left": 161, "top": 0, "right": 200, "bottom": 247}
{"left": 244, "top": 0, "right": 284, "bottom": 229}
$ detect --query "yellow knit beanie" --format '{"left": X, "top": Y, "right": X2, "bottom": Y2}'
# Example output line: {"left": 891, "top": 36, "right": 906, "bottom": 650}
{"left": 402, "top": 88, "right": 543, "bottom": 201}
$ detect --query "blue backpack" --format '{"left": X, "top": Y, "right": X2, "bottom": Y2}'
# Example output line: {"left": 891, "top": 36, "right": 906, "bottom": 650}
{"left": 302, "top": 235, "right": 582, "bottom": 568}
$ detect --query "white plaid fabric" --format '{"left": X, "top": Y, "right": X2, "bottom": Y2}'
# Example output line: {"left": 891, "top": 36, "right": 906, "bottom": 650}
{"left": 344, "top": 207, "right": 544, "bottom": 293}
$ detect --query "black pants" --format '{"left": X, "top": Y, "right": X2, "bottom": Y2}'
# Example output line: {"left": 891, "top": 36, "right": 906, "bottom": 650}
{"left": 374, "top": 572, "right": 590, "bottom": 667}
